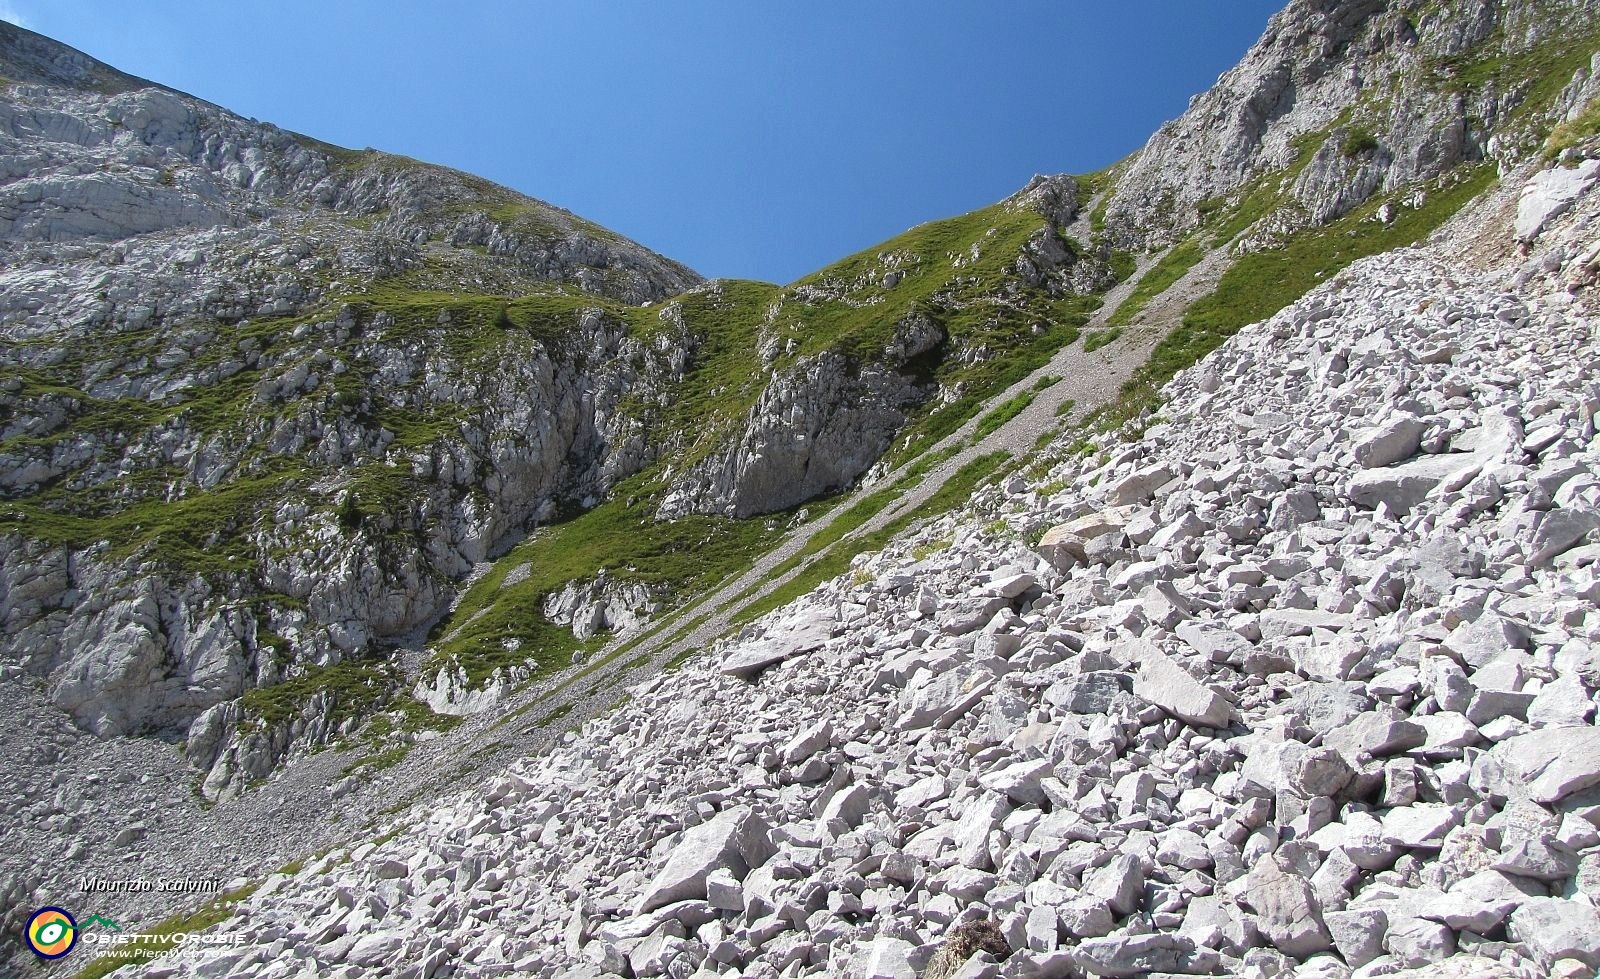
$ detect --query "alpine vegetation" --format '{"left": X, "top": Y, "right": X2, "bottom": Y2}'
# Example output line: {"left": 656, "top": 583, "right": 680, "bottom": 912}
{"left": 3, "top": 0, "right": 1600, "bottom": 977}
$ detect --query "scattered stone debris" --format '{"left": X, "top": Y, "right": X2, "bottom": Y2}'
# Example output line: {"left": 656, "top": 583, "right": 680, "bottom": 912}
{"left": 120, "top": 150, "right": 1600, "bottom": 978}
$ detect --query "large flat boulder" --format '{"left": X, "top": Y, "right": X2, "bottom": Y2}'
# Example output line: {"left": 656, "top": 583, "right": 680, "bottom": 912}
{"left": 1472, "top": 726, "right": 1600, "bottom": 804}
{"left": 720, "top": 617, "right": 834, "bottom": 678}
{"left": 897, "top": 667, "right": 995, "bottom": 731}
{"left": 635, "top": 806, "right": 774, "bottom": 913}
{"left": 1516, "top": 159, "right": 1600, "bottom": 242}
{"left": 1130, "top": 641, "right": 1235, "bottom": 728}
{"left": 1347, "top": 454, "right": 1469, "bottom": 516}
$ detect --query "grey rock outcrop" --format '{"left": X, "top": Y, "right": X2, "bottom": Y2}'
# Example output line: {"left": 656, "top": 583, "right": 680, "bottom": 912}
{"left": 1100, "top": 0, "right": 1600, "bottom": 252}
{"left": 658, "top": 350, "right": 928, "bottom": 519}
{"left": 0, "top": 20, "right": 705, "bottom": 791}
{"left": 8, "top": 5, "right": 1600, "bottom": 978}
{"left": 544, "top": 575, "right": 665, "bottom": 642}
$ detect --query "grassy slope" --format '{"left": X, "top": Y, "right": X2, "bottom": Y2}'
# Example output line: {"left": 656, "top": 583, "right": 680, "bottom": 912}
{"left": 725, "top": 450, "right": 1015, "bottom": 631}
{"left": 426, "top": 475, "right": 796, "bottom": 686}
{"left": 1086, "top": 163, "right": 1497, "bottom": 433}
{"left": 419, "top": 195, "right": 1108, "bottom": 689}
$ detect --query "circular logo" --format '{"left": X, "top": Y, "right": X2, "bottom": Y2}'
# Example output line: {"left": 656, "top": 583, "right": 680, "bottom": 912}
{"left": 26, "top": 907, "right": 77, "bottom": 959}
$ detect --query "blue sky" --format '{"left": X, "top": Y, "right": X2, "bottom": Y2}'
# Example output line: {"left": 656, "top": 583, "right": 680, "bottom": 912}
{"left": 4, "top": 2, "right": 1282, "bottom": 283}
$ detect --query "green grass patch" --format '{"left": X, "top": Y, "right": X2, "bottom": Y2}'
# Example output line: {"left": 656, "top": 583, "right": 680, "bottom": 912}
{"left": 361, "top": 695, "right": 463, "bottom": 743}
{"left": 1082, "top": 327, "right": 1123, "bottom": 353}
{"left": 742, "top": 197, "right": 1101, "bottom": 472}
{"left": 354, "top": 281, "right": 629, "bottom": 356}
{"left": 1079, "top": 159, "right": 1131, "bottom": 239}
{"left": 974, "top": 391, "right": 1036, "bottom": 439}
{"left": 1087, "top": 162, "right": 1496, "bottom": 435}
{"left": 1106, "top": 238, "right": 1206, "bottom": 327}
{"left": 1193, "top": 116, "right": 1349, "bottom": 249}
{"left": 425, "top": 471, "right": 793, "bottom": 688}
{"left": 342, "top": 744, "right": 410, "bottom": 777}
{"left": 782, "top": 201, "right": 1050, "bottom": 360}
{"left": 731, "top": 451, "right": 1012, "bottom": 627}
{"left": 719, "top": 476, "right": 920, "bottom": 616}
{"left": 879, "top": 300, "right": 1090, "bottom": 469}
{"left": 1547, "top": 96, "right": 1600, "bottom": 159}
{"left": 1429, "top": 22, "right": 1600, "bottom": 119}
{"left": 0, "top": 464, "right": 307, "bottom": 577}
{"left": 238, "top": 660, "right": 392, "bottom": 731}
{"left": 897, "top": 442, "right": 965, "bottom": 482}
{"left": 535, "top": 702, "right": 574, "bottom": 728}
{"left": 629, "top": 280, "right": 779, "bottom": 470}
{"left": 1182, "top": 163, "right": 1495, "bottom": 340}
{"left": 1341, "top": 127, "right": 1380, "bottom": 159}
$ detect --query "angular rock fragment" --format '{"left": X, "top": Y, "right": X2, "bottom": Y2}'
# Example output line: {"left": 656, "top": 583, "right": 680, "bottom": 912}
{"left": 898, "top": 668, "right": 995, "bottom": 731}
{"left": 720, "top": 618, "right": 834, "bottom": 677}
{"left": 1244, "top": 855, "right": 1333, "bottom": 957}
{"left": 782, "top": 718, "right": 833, "bottom": 764}
{"left": 1348, "top": 454, "right": 1472, "bottom": 515}
{"left": 1385, "top": 915, "right": 1456, "bottom": 967}
{"left": 1071, "top": 932, "right": 1202, "bottom": 977}
{"left": 846, "top": 937, "right": 919, "bottom": 979}
{"left": 1352, "top": 416, "right": 1426, "bottom": 469}
{"left": 1527, "top": 507, "right": 1600, "bottom": 566}
{"left": 1382, "top": 804, "right": 1461, "bottom": 850}
{"left": 1324, "top": 708, "right": 1426, "bottom": 763}
{"left": 1044, "top": 672, "right": 1132, "bottom": 714}
{"left": 635, "top": 806, "right": 774, "bottom": 913}
{"left": 1472, "top": 728, "right": 1600, "bottom": 804}
{"left": 1130, "top": 641, "right": 1235, "bottom": 728}
{"left": 1509, "top": 898, "right": 1600, "bottom": 969}
{"left": 1517, "top": 158, "right": 1600, "bottom": 241}
{"left": 1110, "top": 463, "right": 1176, "bottom": 505}
{"left": 1084, "top": 854, "right": 1145, "bottom": 917}
{"left": 1325, "top": 907, "right": 1387, "bottom": 969}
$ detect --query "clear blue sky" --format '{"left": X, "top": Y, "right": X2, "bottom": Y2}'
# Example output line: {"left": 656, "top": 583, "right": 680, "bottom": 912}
{"left": 3, "top": 1, "right": 1282, "bottom": 284}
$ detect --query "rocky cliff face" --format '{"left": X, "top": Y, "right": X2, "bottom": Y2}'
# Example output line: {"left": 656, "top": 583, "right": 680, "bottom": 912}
{"left": 657, "top": 337, "right": 937, "bottom": 519}
{"left": 0, "top": 20, "right": 708, "bottom": 791}
{"left": 2, "top": 0, "right": 1593, "bottom": 821}
{"left": 658, "top": 174, "right": 1105, "bottom": 520}
{"left": 4, "top": 1, "right": 1600, "bottom": 975}
{"left": 1101, "top": 0, "right": 1600, "bottom": 252}
{"left": 0, "top": 288, "right": 707, "bottom": 792}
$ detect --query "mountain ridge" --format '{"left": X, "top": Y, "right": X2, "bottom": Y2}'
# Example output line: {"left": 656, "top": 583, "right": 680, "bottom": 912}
{"left": 2, "top": 3, "right": 1600, "bottom": 975}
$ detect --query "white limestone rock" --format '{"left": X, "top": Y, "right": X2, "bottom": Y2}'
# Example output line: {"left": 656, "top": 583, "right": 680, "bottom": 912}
{"left": 1130, "top": 641, "right": 1235, "bottom": 729}
{"left": 634, "top": 806, "right": 775, "bottom": 913}
{"left": 1245, "top": 855, "right": 1334, "bottom": 957}
{"left": 1472, "top": 727, "right": 1600, "bottom": 804}
{"left": 1516, "top": 159, "right": 1600, "bottom": 242}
